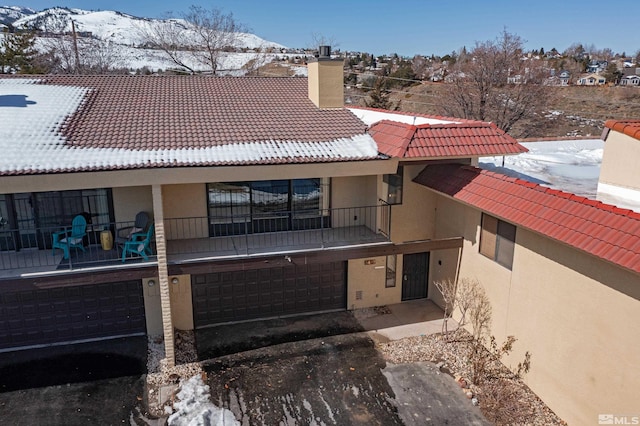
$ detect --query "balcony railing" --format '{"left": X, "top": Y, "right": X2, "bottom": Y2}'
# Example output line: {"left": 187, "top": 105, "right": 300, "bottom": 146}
{"left": 0, "top": 204, "right": 391, "bottom": 277}
{"left": 165, "top": 204, "right": 391, "bottom": 260}
{"left": 0, "top": 219, "right": 157, "bottom": 277}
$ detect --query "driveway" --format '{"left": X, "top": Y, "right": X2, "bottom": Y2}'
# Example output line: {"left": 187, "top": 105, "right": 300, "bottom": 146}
{"left": 202, "top": 332, "right": 488, "bottom": 425}
{"left": 0, "top": 336, "right": 151, "bottom": 425}
{"left": 0, "top": 302, "right": 488, "bottom": 425}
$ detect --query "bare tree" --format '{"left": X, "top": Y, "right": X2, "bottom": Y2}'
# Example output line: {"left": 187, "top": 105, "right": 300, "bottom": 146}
{"left": 433, "top": 278, "right": 457, "bottom": 338}
{"left": 138, "top": 5, "right": 247, "bottom": 75}
{"left": 440, "top": 29, "right": 551, "bottom": 137}
{"left": 308, "top": 32, "right": 339, "bottom": 51}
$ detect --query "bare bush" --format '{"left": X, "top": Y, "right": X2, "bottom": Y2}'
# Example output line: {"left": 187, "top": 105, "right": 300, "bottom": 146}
{"left": 433, "top": 278, "right": 456, "bottom": 338}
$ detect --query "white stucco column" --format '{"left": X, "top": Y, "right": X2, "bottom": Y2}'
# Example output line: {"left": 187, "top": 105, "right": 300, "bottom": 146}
{"left": 152, "top": 184, "right": 175, "bottom": 367}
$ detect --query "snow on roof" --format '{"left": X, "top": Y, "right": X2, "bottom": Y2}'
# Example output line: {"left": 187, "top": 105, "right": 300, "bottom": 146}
{"left": 347, "top": 107, "right": 460, "bottom": 127}
{"left": 0, "top": 78, "right": 379, "bottom": 175}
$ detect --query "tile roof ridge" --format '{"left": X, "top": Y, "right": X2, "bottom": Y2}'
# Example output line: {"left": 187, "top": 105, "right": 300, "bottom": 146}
{"left": 605, "top": 119, "right": 640, "bottom": 140}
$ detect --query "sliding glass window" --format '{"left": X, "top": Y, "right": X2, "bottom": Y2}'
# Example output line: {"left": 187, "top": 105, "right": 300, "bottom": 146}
{"left": 207, "top": 179, "right": 329, "bottom": 236}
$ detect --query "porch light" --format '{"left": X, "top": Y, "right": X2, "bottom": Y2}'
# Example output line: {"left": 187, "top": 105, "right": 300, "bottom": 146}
{"left": 147, "top": 279, "right": 156, "bottom": 287}
{"left": 171, "top": 277, "right": 179, "bottom": 285}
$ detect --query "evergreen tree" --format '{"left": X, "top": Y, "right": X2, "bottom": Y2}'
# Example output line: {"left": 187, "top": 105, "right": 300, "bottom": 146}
{"left": 1, "top": 27, "right": 42, "bottom": 74}
{"left": 603, "top": 62, "right": 622, "bottom": 85}
{"left": 365, "top": 77, "right": 397, "bottom": 110}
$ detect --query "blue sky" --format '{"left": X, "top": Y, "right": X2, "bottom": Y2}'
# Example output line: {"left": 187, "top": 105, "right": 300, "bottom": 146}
{"left": 11, "top": 1, "right": 640, "bottom": 57}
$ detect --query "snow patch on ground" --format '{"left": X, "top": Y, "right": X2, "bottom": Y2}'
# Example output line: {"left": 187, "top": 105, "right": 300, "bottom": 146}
{"left": 480, "top": 139, "right": 604, "bottom": 198}
{"left": 168, "top": 375, "right": 240, "bottom": 426}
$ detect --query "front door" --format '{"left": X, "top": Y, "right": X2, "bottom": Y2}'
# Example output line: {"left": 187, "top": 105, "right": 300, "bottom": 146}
{"left": 401, "top": 252, "right": 429, "bottom": 301}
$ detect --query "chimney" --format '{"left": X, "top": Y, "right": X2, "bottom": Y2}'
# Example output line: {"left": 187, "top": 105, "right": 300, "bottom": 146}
{"left": 308, "top": 45, "right": 344, "bottom": 109}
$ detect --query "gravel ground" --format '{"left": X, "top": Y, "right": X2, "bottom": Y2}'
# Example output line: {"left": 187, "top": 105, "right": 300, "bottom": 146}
{"left": 377, "top": 328, "right": 566, "bottom": 425}
{"left": 146, "top": 330, "right": 203, "bottom": 417}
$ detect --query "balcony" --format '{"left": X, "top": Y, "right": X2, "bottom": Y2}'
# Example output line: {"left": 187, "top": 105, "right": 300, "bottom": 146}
{"left": 0, "top": 204, "right": 390, "bottom": 278}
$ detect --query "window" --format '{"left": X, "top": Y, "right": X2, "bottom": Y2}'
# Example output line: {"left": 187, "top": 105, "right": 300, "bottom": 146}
{"left": 383, "top": 166, "right": 403, "bottom": 205}
{"left": 0, "top": 189, "right": 113, "bottom": 251}
{"left": 385, "top": 254, "right": 397, "bottom": 287}
{"left": 207, "top": 179, "right": 330, "bottom": 236}
{"left": 480, "top": 214, "right": 516, "bottom": 269}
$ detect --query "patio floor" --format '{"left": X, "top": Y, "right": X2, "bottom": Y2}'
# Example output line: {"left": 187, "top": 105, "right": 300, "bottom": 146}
{"left": 0, "top": 226, "right": 389, "bottom": 279}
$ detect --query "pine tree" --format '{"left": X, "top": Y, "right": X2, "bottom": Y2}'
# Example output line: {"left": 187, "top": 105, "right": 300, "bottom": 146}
{"left": 365, "top": 77, "right": 397, "bottom": 110}
{"left": 1, "top": 27, "right": 42, "bottom": 74}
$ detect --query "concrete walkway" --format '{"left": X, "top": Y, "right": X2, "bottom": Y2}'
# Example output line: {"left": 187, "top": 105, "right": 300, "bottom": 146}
{"left": 354, "top": 298, "right": 458, "bottom": 342}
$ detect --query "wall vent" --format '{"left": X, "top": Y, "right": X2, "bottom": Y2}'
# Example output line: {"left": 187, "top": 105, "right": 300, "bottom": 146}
{"left": 355, "top": 290, "right": 363, "bottom": 300}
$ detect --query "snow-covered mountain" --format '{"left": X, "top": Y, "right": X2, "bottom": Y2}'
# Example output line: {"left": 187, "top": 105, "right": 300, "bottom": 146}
{"left": 5, "top": 6, "right": 284, "bottom": 49}
{"left": 0, "top": 5, "right": 286, "bottom": 73}
{"left": 0, "top": 5, "right": 35, "bottom": 27}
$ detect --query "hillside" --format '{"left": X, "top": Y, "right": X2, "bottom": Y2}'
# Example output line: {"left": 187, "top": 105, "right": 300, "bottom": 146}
{"left": 386, "top": 83, "right": 640, "bottom": 139}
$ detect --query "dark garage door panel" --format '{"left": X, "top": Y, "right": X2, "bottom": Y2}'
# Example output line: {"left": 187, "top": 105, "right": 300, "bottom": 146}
{"left": 0, "top": 280, "right": 146, "bottom": 350}
{"left": 193, "top": 261, "right": 346, "bottom": 327}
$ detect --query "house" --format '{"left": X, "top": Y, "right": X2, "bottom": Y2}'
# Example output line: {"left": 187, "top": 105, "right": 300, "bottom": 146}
{"left": 0, "top": 51, "right": 525, "bottom": 361}
{"left": 587, "top": 60, "right": 608, "bottom": 73}
{"left": 558, "top": 70, "right": 570, "bottom": 86}
{"left": 1, "top": 48, "right": 639, "bottom": 425}
{"left": 576, "top": 72, "right": 607, "bottom": 86}
{"left": 620, "top": 74, "right": 640, "bottom": 86}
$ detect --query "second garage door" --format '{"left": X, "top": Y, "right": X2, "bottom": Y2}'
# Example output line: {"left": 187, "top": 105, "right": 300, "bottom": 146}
{"left": 192, "top": 261, "right": 346, "bottom": 327}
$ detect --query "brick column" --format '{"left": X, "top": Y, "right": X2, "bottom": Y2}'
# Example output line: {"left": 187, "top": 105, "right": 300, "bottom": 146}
{"left": 152, "top": 184, "right": 175, "bottom": 367}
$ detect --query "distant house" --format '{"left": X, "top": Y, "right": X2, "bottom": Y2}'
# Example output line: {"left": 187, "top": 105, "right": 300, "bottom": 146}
{"left": 548, "top": 70, "right": 571, "bottom": 86}
{"left": 620, "top": 75, "right": 640, "bottom": 86}
{"left": 587, "top": 60, "right": 608, "bottom": 73}
{"left": 559, "top": 70, "right": 570, "bottom": 86}
{"left": 576, "top": 73, "right": 606, "bottom": 86}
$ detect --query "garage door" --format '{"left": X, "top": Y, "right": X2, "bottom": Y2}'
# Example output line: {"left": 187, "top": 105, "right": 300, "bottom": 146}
{"left": 0, "top": 280, "right": 146, "bottom": 350}
{"left": 192, "top": 261, "right": 346, "bottom": 327}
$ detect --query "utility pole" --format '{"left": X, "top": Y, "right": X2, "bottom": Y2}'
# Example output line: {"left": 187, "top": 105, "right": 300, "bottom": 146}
{"left": 71, "top": 19, "right": 80, "bottom": 73}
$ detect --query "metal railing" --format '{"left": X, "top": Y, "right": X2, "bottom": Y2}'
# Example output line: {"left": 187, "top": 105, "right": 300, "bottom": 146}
{"left": 0, "top": 204, "right": 392, "bottom": 275}
{"left": 0, "top": 219, "right": 157, "bottom": 275}
{"left": 164, "top": 204, "right": 391, "bottom": 257}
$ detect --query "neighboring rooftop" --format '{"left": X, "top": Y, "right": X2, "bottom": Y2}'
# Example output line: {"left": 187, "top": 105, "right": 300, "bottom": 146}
{"left": 414, "top": 164, "right": 640, "bottom": 274}
{"left": 605, "top": 120, "right": 640, "bottom": 140}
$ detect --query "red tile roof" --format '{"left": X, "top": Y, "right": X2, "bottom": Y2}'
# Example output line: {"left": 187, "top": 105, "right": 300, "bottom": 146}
{"left": 414, "top": 164, "right": 640, "bottom": 274}
{"left": 38, "top": 75, "right": 367, "bottom": 149}
{"left": 605, "top": 120, "right": 640, "bottom": 140}
{"left": 369, "top": 120, "right": 528, "bottom": 158}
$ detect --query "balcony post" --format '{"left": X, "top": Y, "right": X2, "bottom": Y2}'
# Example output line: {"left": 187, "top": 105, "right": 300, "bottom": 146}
{"left": 152, "top": 184, "right": 176, "bottom": 368}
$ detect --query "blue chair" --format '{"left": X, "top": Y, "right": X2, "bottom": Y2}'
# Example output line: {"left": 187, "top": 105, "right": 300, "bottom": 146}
{"left": 52, "top": 215, "right": 87, "bottom": 259}
{"left": 121, "top": 223, "right": 154, "bottom": 262}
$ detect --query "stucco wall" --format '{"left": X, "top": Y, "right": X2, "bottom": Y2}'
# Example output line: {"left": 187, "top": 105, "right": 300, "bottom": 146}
{"left": 599, "top": 130, "right": 640, "bottom": 191}
{"left": 347, "top": 256, "right": 402, "bottom": 309}
{"left": 162, "top": 183, "right": 208, "bottom": 240}
{"left": 430, "top": 190, "right": 640, "bottom": 425}
{"left": 169, "top": 274, "right": 194, "bottom": 331}
{"left": 112, "top": 186, "right": 153, "bottom": 224}
{"left": 389, "top": 165, "right": 437, "bottom": 243}
{"left": 332, "top": 175, "right": 377, "bottom": 209}
{"left": 142, "top": 276, "right": 163, "bottom": 336}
